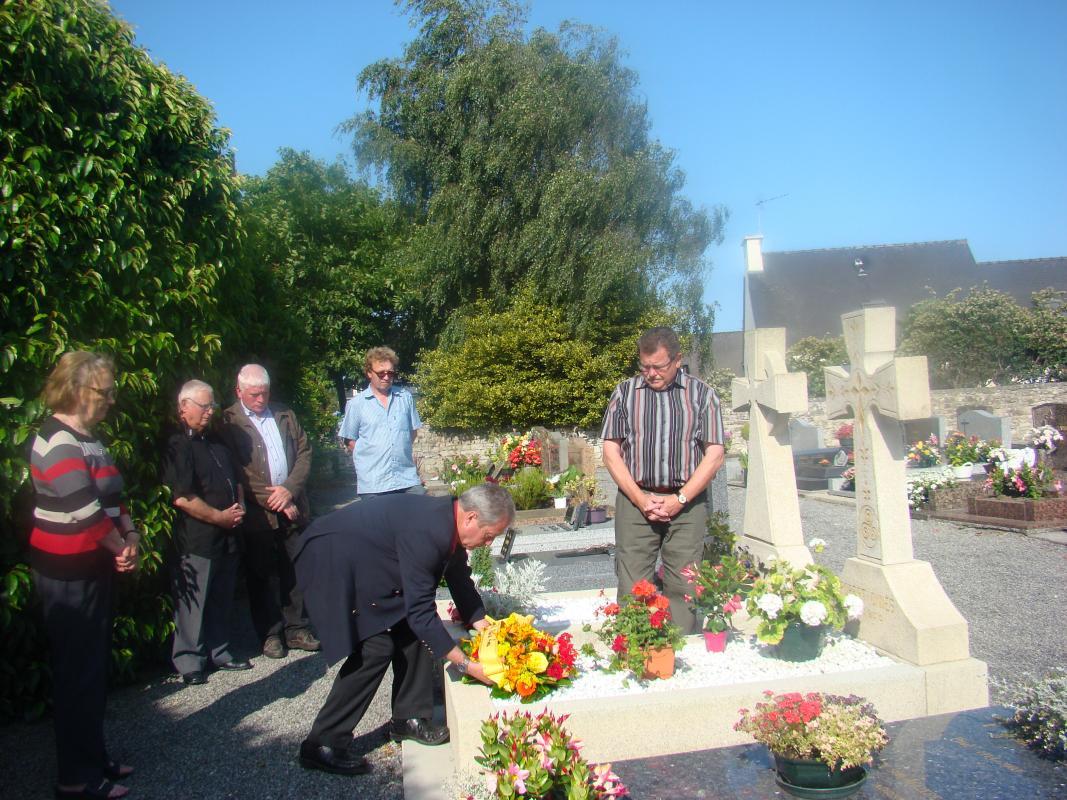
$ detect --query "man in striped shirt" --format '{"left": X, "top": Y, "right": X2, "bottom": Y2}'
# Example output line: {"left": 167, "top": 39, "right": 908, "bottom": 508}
{"left": 601, "top": 327, "right": 726, "bottom": 634}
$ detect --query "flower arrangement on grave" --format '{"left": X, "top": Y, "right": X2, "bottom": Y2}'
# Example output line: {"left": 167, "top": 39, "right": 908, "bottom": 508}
{"left": 985, "top": 460, "right": 1057, "bottom": 500}
{"left": 906, "top": 471, "right": 956, "bottom": 509}
{"left": 834, "top": 422, "right": 854, "bottom": 441}
{"left": 906, "top": 435, "right": 941, "bottom": 467}
{"left": 444, "top": 454, "right": 489, "bottom": 494}
{"left": 562, "top": 472, "right": 602, "bottom": 508}
{"left": 736, "top": 444, "right": 749, "bottom": 471}
{"left": 591, "top": 581, "right": 683, "bottom": 678}
{"left": 974, "top": 438, "right": 1000, "bottom": 463}
{"left": 504, "top": 466, "right": 552, "bottom": 510}
{"left": 463, "top": 710, "right": 628, "bottom": 799}
{"left": 943, "top": 432, "right": 984, "bottom": 467}
{"left": 681, "top": 555, "right": 753, "bottom": 634}
{"left": 735, "top": 691, "right": 889, "bottom": 771}
{"left": 839, "top": 466, "right": 856, "bottom": 491}
{"left": 999, "top": 669, "right": 1067, "bottom": 761}
{"left": 499, "top": 432, "right": 543, "bottom": 469}
{"left": 460, "top": 613, "right": 577, "bottom": 702}
{"left": 1027, "top": 425, "right": 1064, "bottom": 452}
{"left": 746, "top": 540, "right": 863, "bottom": 645}
{"left": 546, "top": 465, "right": 581, "bottom": 499}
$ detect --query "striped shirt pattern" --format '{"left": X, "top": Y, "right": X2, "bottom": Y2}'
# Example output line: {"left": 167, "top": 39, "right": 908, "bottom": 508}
{"left": 600, "top": 371, "right": 724, "bottom": 489}
{"left": 30, "top": 416, "right": 126, "bottom": 577}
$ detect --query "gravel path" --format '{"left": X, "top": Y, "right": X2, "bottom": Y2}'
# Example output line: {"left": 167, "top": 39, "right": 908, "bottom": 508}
{"left": 1, "top": 473, "right": 1064, "bottom": 799}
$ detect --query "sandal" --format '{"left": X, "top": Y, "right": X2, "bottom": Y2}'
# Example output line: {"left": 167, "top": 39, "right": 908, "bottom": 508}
{"left": 104, "top": 762, "right": 134, "bottom": 780}
{"left": 54, "top": 778, "right": 129, "bottom": 799}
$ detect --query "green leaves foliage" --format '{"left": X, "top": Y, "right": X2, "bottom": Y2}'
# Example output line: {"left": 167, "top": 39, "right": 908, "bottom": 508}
{"left": 415, "top": 290, "right": 660, "bottom": 429}
{"left": 899, "top": 287, "right": 1067, "bottom": 389}
{"left": 787, "top": 336, "right": 848, "bottom": 398}
{"left": 347, "top": 0, "right": 725, "bottom": 345}
{"left": 1, "top": 0, "right": 241, "bottom": 717}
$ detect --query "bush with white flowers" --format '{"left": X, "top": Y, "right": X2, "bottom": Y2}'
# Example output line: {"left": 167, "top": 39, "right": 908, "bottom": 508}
{"left": 746, "top": 539, "right": 864, "bottom": 646}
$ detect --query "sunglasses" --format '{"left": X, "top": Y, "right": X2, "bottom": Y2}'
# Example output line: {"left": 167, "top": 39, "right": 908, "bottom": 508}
{"left": 372, "top": 370, "right": 398, "bottom": 379}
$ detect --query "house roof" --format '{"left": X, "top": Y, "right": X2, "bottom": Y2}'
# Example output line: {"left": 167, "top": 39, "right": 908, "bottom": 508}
{"left": 745, "top": 239, "right": 1067, "bottom": 345}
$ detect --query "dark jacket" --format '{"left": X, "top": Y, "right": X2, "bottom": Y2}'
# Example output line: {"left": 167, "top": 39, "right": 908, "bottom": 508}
{"left": 292, "top": 494, "right": 485, "bottom": 664}
{"left": 220, "top": 401, "right": 311, "bottom": 530}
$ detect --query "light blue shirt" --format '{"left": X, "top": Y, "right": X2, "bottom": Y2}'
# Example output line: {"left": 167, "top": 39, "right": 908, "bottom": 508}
{"left": 242, "top": 402, "right": 288, "bottom": 486}
{"left": 338, "top": 386, "right": 422, "bottom": 493}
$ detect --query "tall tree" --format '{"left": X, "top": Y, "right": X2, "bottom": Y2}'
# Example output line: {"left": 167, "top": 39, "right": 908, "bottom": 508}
{"left": 236, "top": 150, "right": 410, "bottom": 427}
{"left": 347, "top": 0, "right": 725, "bottom": 344}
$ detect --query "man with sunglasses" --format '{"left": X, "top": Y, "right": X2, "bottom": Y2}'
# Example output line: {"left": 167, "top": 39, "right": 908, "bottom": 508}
{"left": 339, "top": 346, "right": 424, "bottom": 497}
{"left": 601, "top": 327, "right": 726, "bottom": 634}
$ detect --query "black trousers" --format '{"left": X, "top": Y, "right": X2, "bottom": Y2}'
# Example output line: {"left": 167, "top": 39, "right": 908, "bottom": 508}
{"left": 34, "top": 569, "right": 113, "bottom": 786}
{"left": 242, "top": 522, "right": 309, "bottom": 641}
{"left": 307, "top": 620, "right": 433, "bottom": 749}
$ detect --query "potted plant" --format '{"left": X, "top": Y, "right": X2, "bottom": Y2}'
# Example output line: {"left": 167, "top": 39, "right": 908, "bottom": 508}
{"left": 1000, "top": 669, "right": 1067, "bottom": 761}
{"left": 985, "top": 459, "right": 1058, "bottom": 499}
{"left": 591, "top": 581, "right": 683, "bottom": 680}
{"left": 547, "top": 465, "right": 581, "bottom": 509}
{"left": 681, "top": 555, "right": 753, "bottom": 652}
{"left": 735, "top": 690, "right": 888, "bottom": 798}
{"left": 943, "top": 431, "right": 983, "bottom": 479}
{"left": 1027, "top": 425, "right": 1064, "bottom": 464}
{"left": 834, "top": 422, "right": 854, "bottom": 450}
{"left": 504, "top": 465, "right": 552, "bottom": 510}
{"left": 746, "top": 539, "right": 864, "bottom": 660}
{"left": 737, "top": 446, "right": 749, "bottom": 485}
{"left": 906, "top": 435, "right": 941, "bottom": 468}
{"left": 565, "top": 473, "right": 608, "bottom": 523}
{"left": 460, "top": 612, "right": 578, "bottom": 702}
{"left": 463, "top": 709, "right": 628, "bottom": 799}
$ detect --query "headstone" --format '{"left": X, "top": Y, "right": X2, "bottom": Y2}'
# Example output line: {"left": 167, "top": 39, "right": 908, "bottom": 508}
{"left": 824, "top": 306, "right": 974, "bottom": 667}
{"left": 707, "top": 468, "right": 728, "bottom": 517}
{"left": 497, "top": 527, "right": 518, "bottom": 562}
{"left": 902, "top": 416, "right": 949, "bottom": 450}
{"left": 1032, "top": 403, "right": 1067, "bottom": 470}
{"left": 787, "top": 419, "right": 823, "bottom": 451}
{"left": 958, "top": 409, "right": 1011, "bottom": 448}
{"left": 529, "top": 426, "right": 556, "bottom": 473}
{"left": 731, "top": 328, "right": 813, "bottom": 567}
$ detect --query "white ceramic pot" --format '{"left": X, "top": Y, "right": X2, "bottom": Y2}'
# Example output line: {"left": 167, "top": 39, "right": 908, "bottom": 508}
{"left": 553, "top": 496, "right": 568, "bottom": 509}
{"left": 951, "top": 464, "right": 973, "bottom": 479}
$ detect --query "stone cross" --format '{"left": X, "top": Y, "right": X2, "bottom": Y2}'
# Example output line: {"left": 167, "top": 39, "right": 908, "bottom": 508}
{"left": 824, "top": 307, "right": 976, "bottom": 669}
{"left": 731, "top": 328, "right": 813, "bottom": 567}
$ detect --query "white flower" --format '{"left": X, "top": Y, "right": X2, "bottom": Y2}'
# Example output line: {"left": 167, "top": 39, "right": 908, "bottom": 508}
{"left": 808, "top": 537, "right": 827, "bottom": 552}
{"left": 844, "top": 594, "right": 864, "bottom": 620}
{"left": 799, "top": 600, "right": 828, "bottom": 626}
{"left": 756, "top": 593, "right": 784, "bottom": 620}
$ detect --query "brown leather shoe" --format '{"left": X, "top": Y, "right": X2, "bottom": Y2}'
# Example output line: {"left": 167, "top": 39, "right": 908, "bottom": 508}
{"left": 285, "top": 629, "right": 321, "bottom": 652}
{"left": 262, "top": 635, "right": 285, "bottom": 659}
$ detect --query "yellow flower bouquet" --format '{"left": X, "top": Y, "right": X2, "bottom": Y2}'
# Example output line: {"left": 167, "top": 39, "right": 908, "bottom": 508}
{"left": 461, "top": 613, "right": 578, "bottom": 703}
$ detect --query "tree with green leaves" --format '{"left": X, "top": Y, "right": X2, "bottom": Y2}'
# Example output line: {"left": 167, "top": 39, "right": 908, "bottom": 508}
{"left": 347, "top": 0, "right": 725, "bottom": 347}
{"left": 787, "top": 336, "right": 848, "bottom": 397}
{"left": 899, "top": 287, "right": 1067, "bottom": 388}
{"left": 1, "top": 0, "right": 242, "bottom": 717}
{"left": 236, "top": 149, "right": 410, "bottom": 434}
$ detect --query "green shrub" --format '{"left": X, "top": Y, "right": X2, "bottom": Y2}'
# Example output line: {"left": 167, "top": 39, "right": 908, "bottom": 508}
{"left": 506, "top": 466, "right": 551, "bottom": 511}
{"left": 787, "top": 336, "right": 848, "bottom": 398}
{"left": 1001, "top": 670, "right": 1067, "bottom": 761}
{"left": 469, "top": 545, "right": 495, "bottom": 589}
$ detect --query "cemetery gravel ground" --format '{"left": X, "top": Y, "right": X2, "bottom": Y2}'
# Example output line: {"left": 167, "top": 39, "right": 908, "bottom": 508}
{"left": 1, "top": 476, "right": 1064, "bottom": 799}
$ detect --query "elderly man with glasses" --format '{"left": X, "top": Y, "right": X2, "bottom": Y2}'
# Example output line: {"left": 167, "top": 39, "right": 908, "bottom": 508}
{"left": 339, "top": 346, "right": 425, "bottom": 498}
{"left": 600, "top": 327, "right": 726, "bottom": 634}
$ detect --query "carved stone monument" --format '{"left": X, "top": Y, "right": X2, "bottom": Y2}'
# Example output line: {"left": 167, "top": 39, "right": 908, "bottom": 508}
{"left": 731, "top": 328, "right": 813, "bottom": 567}
{"left": 824, "top": 307, "right": 975, "bottom": 671}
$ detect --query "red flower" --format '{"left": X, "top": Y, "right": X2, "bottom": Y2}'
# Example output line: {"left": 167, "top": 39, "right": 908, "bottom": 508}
{"left": 632, "top": 580, "right": 656, "bottom": 598}
{"left": 602, "top": 602, "right": 620, "bottom": 616}
{"left": 611, "top": 635, "right": 628, "bottom": 653}
{"left": 652, "top": 595, "right": 670, "bottom": 611}
{"left": 546, "top": 661, "right": 565, "bottom": 680}
{"left": 649, "top": 610, "right": 668, "bottom": 629}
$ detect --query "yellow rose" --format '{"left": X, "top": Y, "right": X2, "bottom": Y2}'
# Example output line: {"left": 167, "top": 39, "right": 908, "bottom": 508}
{"left": 526, "top": 652, "right": 549, "bottom": 673}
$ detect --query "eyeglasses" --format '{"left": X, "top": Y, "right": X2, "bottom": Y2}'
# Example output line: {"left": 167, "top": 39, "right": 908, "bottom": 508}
{"left": 87, "top": 386, "right": 117, "bottom": 400}
{"left": 187, "top": 398, "right": 218, "bottom": 411}
{"left": 639, "top": 356, "right": 677, "bottom": 374}
{"left": 372, "top": 370, "right": 398, "bottom": 380}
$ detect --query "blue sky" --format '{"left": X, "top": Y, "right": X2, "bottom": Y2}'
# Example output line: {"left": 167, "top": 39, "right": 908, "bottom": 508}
{"left": 109, "top": 0, "right": 1067, "bottom": 331}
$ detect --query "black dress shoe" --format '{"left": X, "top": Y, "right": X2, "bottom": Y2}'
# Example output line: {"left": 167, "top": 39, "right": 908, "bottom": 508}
{"left": 389, "top": 717, "right": 450, "bottom": 746}
{"left": 182, "top": 671, "right": 207, "bottom": 686}
{"left": 298, "top": 741, "right": 369, "bottom": 776}
{"left": 215, "top": 659, "right": 253, "bottom": 671}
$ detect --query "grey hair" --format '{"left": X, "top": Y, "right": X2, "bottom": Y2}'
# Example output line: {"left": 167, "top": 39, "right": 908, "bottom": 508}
{"left": 458, "top": 483, "right": 516, "bottom": 528}
{"left": 178, "top": 379, "right": 214, "bottom": 404}
{"left": 237, "top": 363, "right": 270, "bottom": 389}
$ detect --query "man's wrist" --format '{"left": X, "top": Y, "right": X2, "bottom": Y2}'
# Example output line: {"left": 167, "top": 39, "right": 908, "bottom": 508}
{"left": 455, "top": 655, "right": 471, "bottom": 675}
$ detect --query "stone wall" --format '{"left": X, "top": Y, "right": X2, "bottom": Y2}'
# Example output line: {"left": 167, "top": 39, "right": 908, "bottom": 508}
{"left": 415, "top": 383, "right": 1066, "bottom": 472}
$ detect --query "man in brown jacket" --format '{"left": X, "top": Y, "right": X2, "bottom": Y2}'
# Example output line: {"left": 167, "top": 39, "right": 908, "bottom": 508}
{"left": 221, "top": 363, "right": 320, "bottom": 658}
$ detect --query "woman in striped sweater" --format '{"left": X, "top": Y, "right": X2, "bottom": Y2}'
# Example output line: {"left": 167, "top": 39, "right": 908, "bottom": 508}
{"left": 30, "top": 352, "right": 138, "bottom": 800}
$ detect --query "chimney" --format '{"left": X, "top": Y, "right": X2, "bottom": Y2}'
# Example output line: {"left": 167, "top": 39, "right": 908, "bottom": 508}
{"left": 743, "top": 235, "right": 764, "bottom": 273}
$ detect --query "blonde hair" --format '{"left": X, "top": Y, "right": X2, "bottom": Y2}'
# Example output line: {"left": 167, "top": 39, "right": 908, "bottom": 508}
{"left": 364, "top": 346, "right": 398, "bottom": 374}
{"left": 42, "top": 351, "right": 115, "bottom": 414}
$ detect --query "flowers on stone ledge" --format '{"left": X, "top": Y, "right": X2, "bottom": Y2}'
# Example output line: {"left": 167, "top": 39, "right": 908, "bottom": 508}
{"left": 461, "top": 613, "right": 577, "bottom": 702}
{"left": 588, "top": 581, "right": 683, "bottom": 678}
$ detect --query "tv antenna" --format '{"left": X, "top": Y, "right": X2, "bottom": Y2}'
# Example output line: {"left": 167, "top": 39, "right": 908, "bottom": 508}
{"left": 755, "top": 193, "right": 789, "bottom": 234}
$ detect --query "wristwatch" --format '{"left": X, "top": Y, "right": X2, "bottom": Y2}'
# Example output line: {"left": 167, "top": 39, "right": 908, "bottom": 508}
{"left": 456, "top": 656, "right": 471, "bottom": 675}
{"left": 676, "top": 491, "right": 688, "bottom": 505}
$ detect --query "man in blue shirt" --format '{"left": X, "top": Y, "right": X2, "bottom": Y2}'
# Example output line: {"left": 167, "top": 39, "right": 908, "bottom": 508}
{"left": 339, "top": 347, "right": 424, "bottom": 496}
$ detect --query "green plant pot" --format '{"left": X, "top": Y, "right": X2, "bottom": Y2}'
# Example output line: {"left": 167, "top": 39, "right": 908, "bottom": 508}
{"left": 773, "top": 753, "right": 866, "bottom": 798}
{"left": 774, "top": 622, "right": 826, "bottom": 661}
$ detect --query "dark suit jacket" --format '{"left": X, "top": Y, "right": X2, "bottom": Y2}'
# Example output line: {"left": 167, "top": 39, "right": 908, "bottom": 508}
{"left": 220, "top": 401, "right": 311, "bottom": 530}
{"left": 292, "top": 494, "right": 485, "bottom": 664}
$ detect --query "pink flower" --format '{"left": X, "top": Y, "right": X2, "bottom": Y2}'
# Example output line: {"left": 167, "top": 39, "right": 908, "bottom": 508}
{"left": 723, "top": 595, "right": 743, "bottom": 615}
{"left": 507, "top": 764, "right": 530, "bottom": 794}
